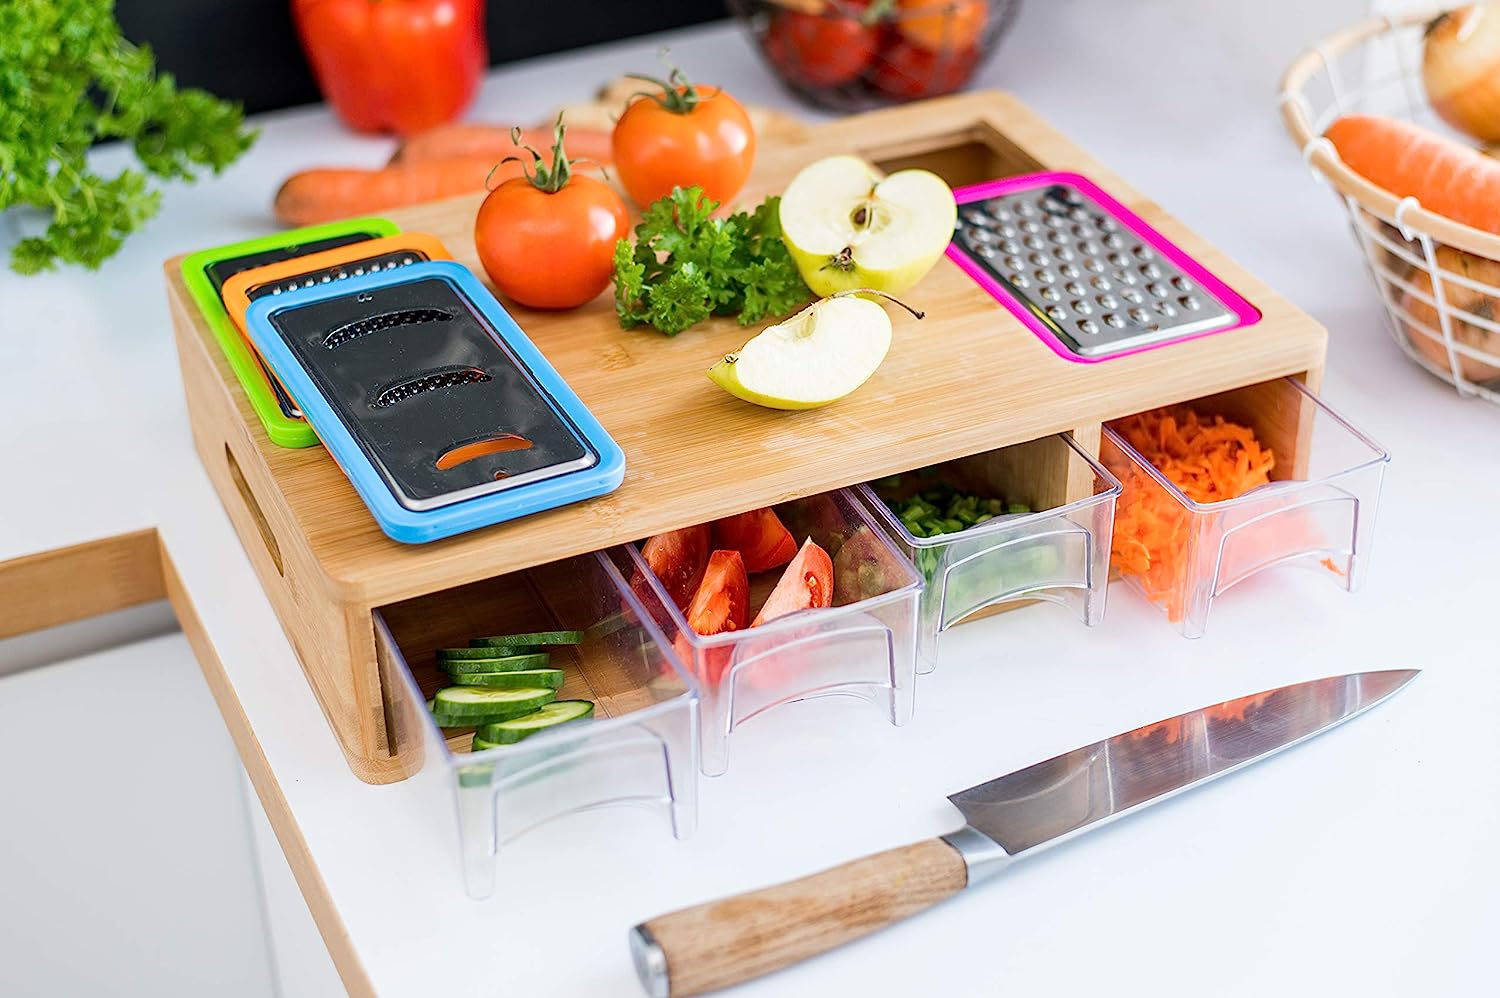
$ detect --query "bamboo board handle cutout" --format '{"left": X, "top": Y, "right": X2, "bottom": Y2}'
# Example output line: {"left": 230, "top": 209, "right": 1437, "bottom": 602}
{"left": 630, "top": 838, "right": 968, "bottom": 997}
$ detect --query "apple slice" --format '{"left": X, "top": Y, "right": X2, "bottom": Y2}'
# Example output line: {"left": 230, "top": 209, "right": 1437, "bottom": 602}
{"left": 778, "top": 154, "right": 956, "bottom": 297}
{"left": 706, "top": 291, "right": 922, "bottom": 410}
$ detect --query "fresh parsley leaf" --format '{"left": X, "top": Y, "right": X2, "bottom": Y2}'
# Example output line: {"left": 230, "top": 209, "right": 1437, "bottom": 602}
{"left": 612, "top": 239, "right": 648, "bottom": 328}
{"left": 611, "top": 186, "right": 811, "bottom": 335}
{"left": 0, "top": 0, "right": 256, "bottom": 274}
{"left": 646, "top": 263, "right": 715, "bottom": 335}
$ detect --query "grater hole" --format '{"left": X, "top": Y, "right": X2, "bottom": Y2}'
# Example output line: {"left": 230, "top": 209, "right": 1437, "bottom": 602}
{"left": 435, "top": 433, "right": 533, "bottom": 471}
{"left": 372, "top": 366, "right": 490, "bottom": 409}
{"left": 324, "top": 307, "right": 453, "bottom": 349}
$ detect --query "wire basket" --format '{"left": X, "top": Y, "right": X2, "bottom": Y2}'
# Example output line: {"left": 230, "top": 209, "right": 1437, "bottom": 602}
{"left": 728, "top": 0, "right": 1023, "bottom": 112}
{"left": 1282, "top": 8, "right": 1500, "bottom": 404}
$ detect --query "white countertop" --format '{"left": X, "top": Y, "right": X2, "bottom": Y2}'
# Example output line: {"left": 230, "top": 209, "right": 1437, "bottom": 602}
{"left": 4, "top": 1, "right": 1496, "bottom": 995}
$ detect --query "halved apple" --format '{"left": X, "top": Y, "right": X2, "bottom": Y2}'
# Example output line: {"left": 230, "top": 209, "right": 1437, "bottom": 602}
{"left": 778, "top": 155, "right": 956, "bottom": 297}
{"left": 707, "top": 291, "right": 922, "bottom": 410}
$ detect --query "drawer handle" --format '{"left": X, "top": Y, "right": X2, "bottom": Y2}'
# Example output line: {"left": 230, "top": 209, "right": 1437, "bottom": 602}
{"left": 224, "top": 443, "right": 284, "bottom": 577}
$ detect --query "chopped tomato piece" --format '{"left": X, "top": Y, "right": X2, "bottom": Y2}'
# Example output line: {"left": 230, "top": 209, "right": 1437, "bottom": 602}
{"left": 752, "top": 539, "right": 833, "bottom": 626}
{"left": 711, "top": 507, "right": 796, "bottom": 573}
{"left": 640, "top": 524, "right": 711, "bottom": 611}
{"left": 685, "top": 550, "right": 750, "bottom": 637}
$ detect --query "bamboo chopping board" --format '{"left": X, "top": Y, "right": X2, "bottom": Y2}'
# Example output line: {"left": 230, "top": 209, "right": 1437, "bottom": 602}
{"left": 164, "top": 90, "right": 1326, "bottom": 607}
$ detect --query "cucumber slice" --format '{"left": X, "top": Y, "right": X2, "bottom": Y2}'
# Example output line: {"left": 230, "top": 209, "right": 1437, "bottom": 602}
{"left": 438, "top": 646, "right": 548, "bottom": 662}
{"left": 429, "top": 707, "right": 475, "bottom": 729}
{"left": 432, "top": 686, "right": 557, "bottom": 722}
{"left": 470, "top": 630, "right": 583, "bottom": 651}
{"left": 457, "top": 763, "right": 494, "bottom": 787}
{"left": 438, "top": 651, "right": 550, "bottom": 674}
{"left": 450, "top": 668, "right": 564, "bottom": 690}
{"left": 470, "top": 735, "right": 502, "bottom": 752}
{"left": 478, "top": 700, "right": 595, "bottom": 745}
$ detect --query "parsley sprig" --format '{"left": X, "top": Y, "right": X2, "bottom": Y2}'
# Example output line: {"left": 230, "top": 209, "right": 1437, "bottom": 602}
{"left": 0, "top": 0, "right": 257, "bottom": 274}
{"left": 613, "top": 186, "right": 811, "bottom": 335}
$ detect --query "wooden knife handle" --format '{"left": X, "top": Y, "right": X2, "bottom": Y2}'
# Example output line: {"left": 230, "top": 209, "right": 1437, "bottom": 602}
{"left": 629, "top": 838, "right": 968, "bottom": 997}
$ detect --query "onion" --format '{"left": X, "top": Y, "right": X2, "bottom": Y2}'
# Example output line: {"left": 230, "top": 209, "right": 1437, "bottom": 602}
{"left": 1424, "top": 5, "right": 1500, "bottom": 142}
{"left": 1398, "top": 245, "right": 1500, "bottom": 384}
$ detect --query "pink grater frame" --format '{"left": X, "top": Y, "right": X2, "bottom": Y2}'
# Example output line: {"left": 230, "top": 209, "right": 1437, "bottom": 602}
{"left": 946, "top": 171, "right": 1262, "bottom": 363}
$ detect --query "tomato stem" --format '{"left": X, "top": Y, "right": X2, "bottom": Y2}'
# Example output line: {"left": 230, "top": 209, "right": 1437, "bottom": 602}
{"left": 497, "top": 113, "right": 578, "bottom": 194}
{"left": 624, "top": 52, "right": 702, "bottom": 115}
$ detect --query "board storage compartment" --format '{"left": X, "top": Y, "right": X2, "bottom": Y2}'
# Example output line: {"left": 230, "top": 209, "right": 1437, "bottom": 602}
{"left": 612, "top": 490, "right": 921, "bottom": 777}
{"left": 373, "top": 551, "right": 699, "bottom": 899}
{"left": 165, "top": 90, "right": 1338, "bottom": 784}
{"left": 1101, "top": 377, "right": 1389, "bottom": 638}
{"left": 856, "top": 434, "right": 1121, "bottom": 674}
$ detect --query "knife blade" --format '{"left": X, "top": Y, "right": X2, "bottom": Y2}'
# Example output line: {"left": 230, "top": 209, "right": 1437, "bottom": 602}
{"left": 629, "top": 669, "right": 1417, "bottom": 998}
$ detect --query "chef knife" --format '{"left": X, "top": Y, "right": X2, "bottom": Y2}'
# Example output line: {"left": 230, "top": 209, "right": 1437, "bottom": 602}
{"left": 629, "top": 669, "right": 1418, "bottom": 997}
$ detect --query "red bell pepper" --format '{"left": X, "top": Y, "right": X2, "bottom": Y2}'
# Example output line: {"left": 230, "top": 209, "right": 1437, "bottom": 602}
{"left": 292, "top": 0, "right": 487, "bottom": 136}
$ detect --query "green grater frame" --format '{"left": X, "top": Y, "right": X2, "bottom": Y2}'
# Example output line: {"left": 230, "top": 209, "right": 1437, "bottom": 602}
{"left": 181, "top": 218, "right": 400, "bottom": 449}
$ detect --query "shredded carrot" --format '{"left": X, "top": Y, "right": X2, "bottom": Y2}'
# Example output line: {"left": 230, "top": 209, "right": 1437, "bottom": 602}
{"left": 1106, "top": 407, "right": 1276, "bottom": 621}
{"left": 1116, "top": 408, "right": 1276, "bottom": 504}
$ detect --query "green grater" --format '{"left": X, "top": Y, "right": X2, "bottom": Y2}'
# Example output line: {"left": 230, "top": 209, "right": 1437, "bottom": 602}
{"left": 180, "top": 218, "right": 400, "bottom": 448}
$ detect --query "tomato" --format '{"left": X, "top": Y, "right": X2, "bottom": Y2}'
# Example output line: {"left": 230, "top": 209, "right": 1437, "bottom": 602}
{"left": 869, "top": 36, "right": 981, "bottom": 100}
{"left": 765, "top": 1, "right": 880, "bottom": 88}
{"left": 640, "top": 525, "right": 712, "bottom": 612}
{"left": 474, "top": 123, "right": 629, "bottom": 310}
{"left": 711, "top": 507, "right": 797, "bottom": 573}
{"left": 611, "top": 68, "right": 756, "bottom": 208}
{"left": 292, "top": 0, "right": 486, "bottom": 136}
{"left": 685, "top": 551, "right": 750, "bottom": 637}
{"left": 894, "top": 0, "right": 988, "bottom": 52}
{"left": 752, "top": 540, "right": 834, "bottom": 626}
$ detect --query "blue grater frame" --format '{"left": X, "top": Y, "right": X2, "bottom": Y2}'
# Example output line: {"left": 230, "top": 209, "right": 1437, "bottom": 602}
{"left": 244, "top": 261, "right": 625, "bottom": 544}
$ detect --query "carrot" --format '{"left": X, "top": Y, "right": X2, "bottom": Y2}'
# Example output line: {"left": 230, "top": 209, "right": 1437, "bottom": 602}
{"left": 1325, "top": 113, "right": 1500, "bottom": 234}
{"left": 389, "top": 123, "right": 613, "bottom": 167}
{"left": 1107, "top": 407, "right": 1276, "bottom": 621}
{"left": 273, "top": 154, "right": 526, "bottom": 226}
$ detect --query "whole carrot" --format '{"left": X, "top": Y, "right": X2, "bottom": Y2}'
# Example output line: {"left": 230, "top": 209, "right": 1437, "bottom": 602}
{"left": 390, "top": 123, "right": 613, "bottom": 166}
{"left": 1325, "top": 114, "right": 1500, "bottom": 234}
{"left": 274, "top": 154, "right": 523, "bottom": 226}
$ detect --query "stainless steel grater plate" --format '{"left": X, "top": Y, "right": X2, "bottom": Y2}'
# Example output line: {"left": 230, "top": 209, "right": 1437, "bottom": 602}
{"left": 952, "top": 182, "right": 1238, "bottom": 357}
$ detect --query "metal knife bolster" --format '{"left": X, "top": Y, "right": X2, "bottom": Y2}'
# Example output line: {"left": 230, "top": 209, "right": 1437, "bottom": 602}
{"left": 940, "top": 825, "right": 1014, "bottom": 887}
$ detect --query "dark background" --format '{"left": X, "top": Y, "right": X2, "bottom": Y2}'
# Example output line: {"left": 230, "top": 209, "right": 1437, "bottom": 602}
{"left": 116, "top": 0, "right": 729, "bottom": 115}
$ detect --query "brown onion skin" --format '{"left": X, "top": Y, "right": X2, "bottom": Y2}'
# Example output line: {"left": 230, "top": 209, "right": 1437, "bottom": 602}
{"left": 1424, "top": 5, "right": 1500, "bottom": 143}
{"left": 1399, "top": 244, "right": 1500, "bottom": 382}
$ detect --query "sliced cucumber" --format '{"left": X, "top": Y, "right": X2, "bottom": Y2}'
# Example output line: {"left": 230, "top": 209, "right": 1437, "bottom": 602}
{"left": 457, "top": 763, "right": 494, "bottom": 787}
{"left": 438, "top": 651, "right": 551, "bottom": 674}
{"left": 470, "top": 630, "right": 583, "bottom": 651}
{"left": 450, "top": 668, "right": 565, "bottom": 690}
{"left": 429, "top": 708, "right": 475, "bottom": 729}
{"left": 478, "top": 700, "right": 595, "bottom": 745}
{"left": 432, "top": 686, "right": 557, "bottom": 722}
{"left": 470, "top": 735, "right": 502, "bottom": 752}
{"left": 438, "top": 646, "right": 548, "bottom": 662}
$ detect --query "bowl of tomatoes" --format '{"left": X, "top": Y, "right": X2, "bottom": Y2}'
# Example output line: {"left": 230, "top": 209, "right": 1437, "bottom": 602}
{"left": 731, "top": 0, "right": 1021, "bottom": 110}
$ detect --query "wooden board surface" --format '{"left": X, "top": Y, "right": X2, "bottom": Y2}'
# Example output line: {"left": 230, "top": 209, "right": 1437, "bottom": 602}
{"left": 164, "top": 90, "right": 1326, "bottom": 607}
